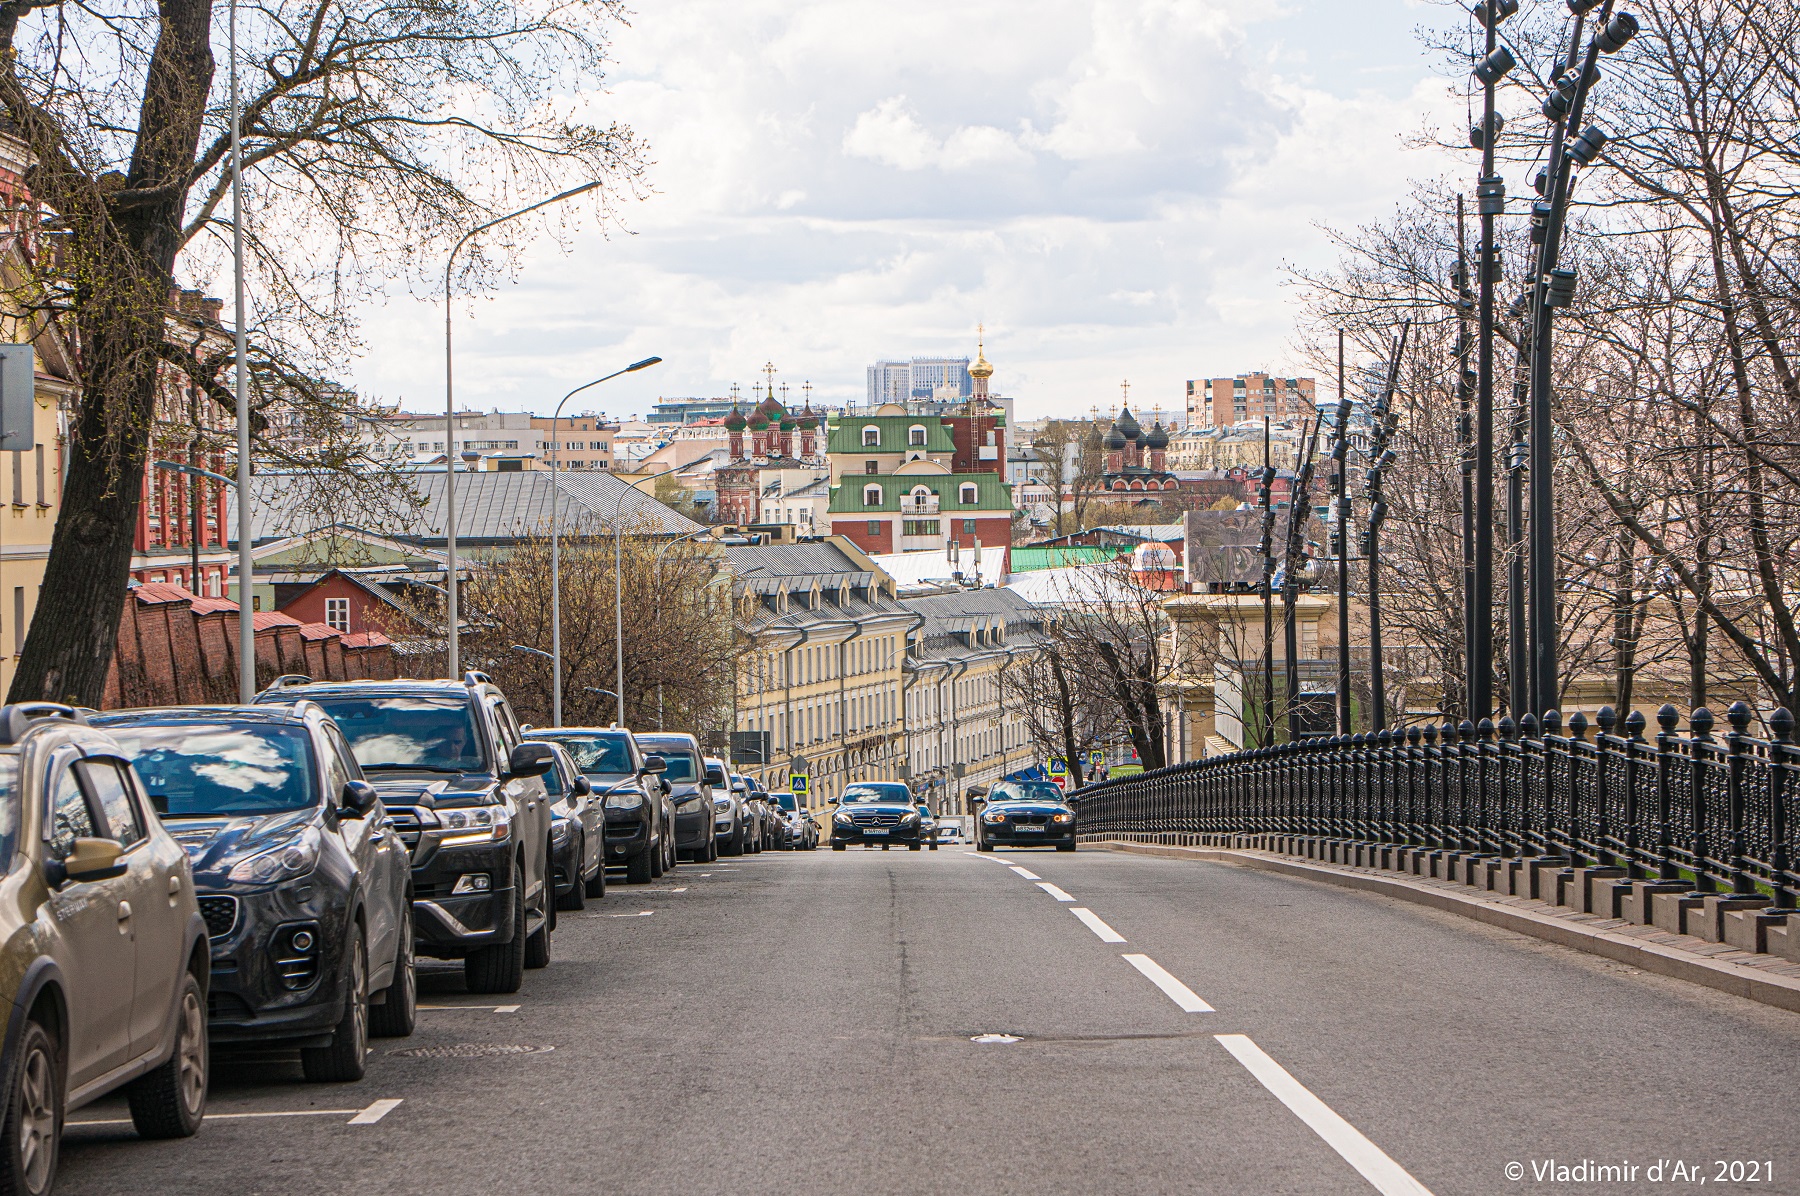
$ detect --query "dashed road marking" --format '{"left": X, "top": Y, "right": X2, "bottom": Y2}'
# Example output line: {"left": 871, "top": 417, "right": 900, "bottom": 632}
{"left": 70, "top": 1103, "right": 402, "bottom": 1129}
{"left": 1122, "top": 954, "right": 1214, "bottom": 1012}
{"left": 348, "top": 1099, "right": 405, "bottom": 1125}
{"left": 1069, "top": 907, "right": 1127, "bottom": 943}
{"left": 419, "top": 1004, "right": 519, "bottom": 1014}
{"left": 1009, "top": 865, "right": 1042, "bottom": 880}
{"left": 1037, "top": 882, "right": 1075, "bottom": 902}
{"left": 1215, "top": 1035, "right": 1433, "bottom": 1196}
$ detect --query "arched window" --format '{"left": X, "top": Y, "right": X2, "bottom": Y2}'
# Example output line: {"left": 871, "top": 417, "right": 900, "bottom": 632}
{"left": 863, "top": 483, "right": 882, "bottom": 507}
{"left": 862, "top": 425, "right": 881, "bottom": 447}
{"left": 959, "top": 483, "right": 978, "bottom": 505}
{"left": 908, "top": 424, "right": 927, "bottom": 446}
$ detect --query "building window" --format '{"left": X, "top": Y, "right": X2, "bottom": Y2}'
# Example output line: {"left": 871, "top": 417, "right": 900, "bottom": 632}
{"left": 325, "top": 597, "right": 349, "bottom": 632}
{"left": 903, "top": 520, "right": 939, "bottom": 537}
{"left": 864, "top": 460, "right": 878, "bottom": 475}
{"left": 908, "top": 424, "right": 927, "bottom": 446}
{"left": 959, "top": 483, "right": 977, "bottom": 505}
{"left": 862, "top": 426, "right": 881, "bottom": 447}
{"left": 867, "top": 521, "right": 881, "bottom": 536}
{"left": 34, "top": 445, "right": 44, "bottom": 505}
{"left": 863, "top": 484, "right": 882, "bottom": 507}
{"left": 963, "top": 519, "right": 976, "bottom": 533}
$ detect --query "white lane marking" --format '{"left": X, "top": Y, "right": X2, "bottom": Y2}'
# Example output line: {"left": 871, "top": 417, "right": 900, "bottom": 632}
{"left": 494, "top": 1005, "right": 521, "bottom": 1014}
{"left": 607, "top": 911, "right": 655, "bottom": 917}
{"left": 1069, "top": 907, "right": 1126, "bottom": 943}
{"left": 419, "top": 1004, "right": 518, "bottom": 1013}
{"left": 1215, "top": 1035, "right": 1433, "bottom": 1196}
{"left": 1009, "top": 865, "right": 1042, "bottom": 880}
{"left": 70, "top": 1109, "right": 363, "bottom": 1128}
{"left": 636, "top": 887, "right": 688, "bottom": 892}
{"left": 1037, "top": 882, "right": 1075, "bottom": 902}
{"left": 348, "top": 1099, "right": 404, "bottom": 1126}
{"left": 1122, "top": 954, "right": 1214, "bottom": 1012}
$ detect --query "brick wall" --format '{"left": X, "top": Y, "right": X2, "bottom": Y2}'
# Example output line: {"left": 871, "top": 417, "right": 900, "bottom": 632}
{"left": 833, "top": 518, "right": 894, "bottom": 556}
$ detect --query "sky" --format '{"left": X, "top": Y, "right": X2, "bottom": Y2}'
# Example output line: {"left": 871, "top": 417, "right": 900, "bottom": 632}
{"left": 348, "top": 0, "right": 1464, "bottom": 424}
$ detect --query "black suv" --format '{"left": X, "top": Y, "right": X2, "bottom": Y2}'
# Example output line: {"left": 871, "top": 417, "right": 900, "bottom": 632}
{"left": 829, "top": 781, "right": 928, "bottom": 850}
{"left": 94, "top": 703, "right": 417, "bottom": 1080}
{"left": 256, "top": 676, "right": 555, "bottom": 994}
{"left": 525, "top": 728, "right": 669, "bottom": 883}
{"left": 633, "top": 734, "right": 722, "bottom": 863}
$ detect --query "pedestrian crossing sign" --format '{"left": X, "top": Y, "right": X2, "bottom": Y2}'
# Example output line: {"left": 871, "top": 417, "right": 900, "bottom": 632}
{"left": 1048, "top": 757, "right": 1067, "bottom": 778}
{"left": 1088, "top": 749, "right": 1104, "bottom": 768}
{"left": 791, "top": 774, "right": 809, "bottom": 796}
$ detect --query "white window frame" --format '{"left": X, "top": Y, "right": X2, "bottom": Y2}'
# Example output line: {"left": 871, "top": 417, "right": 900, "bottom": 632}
{"left": 862, "top": 426, "right": 881, "bottom": 447}
{"left": 325, "top": 597, "right": 349, "bottom": 632}
{"left": 863, "top": 483, "right": 882, "bottom": 507}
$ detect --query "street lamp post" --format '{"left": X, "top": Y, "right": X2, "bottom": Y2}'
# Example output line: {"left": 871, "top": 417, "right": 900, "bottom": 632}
{"left": 442, "top": 179, "right": 606, "bottom": 679}
{"left": 1327, "top": 333, "right": 1353, "bottom": 736}
{"left": 229, "top": 0, "right": 253, "bottom": 700}
{"left": 1360, "top": 321, "right": 1411, "bottom": 733}
{"left": 545, "top": 357, "right": 662, "bottom": 726}
{"left": 1255, "top": 419, "right": 1276, "bottom": 748}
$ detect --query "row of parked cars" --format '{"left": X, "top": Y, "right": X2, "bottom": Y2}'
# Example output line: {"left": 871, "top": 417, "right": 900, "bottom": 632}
{"left": 0, "top": 672, "right": 818, "bottom": 1196}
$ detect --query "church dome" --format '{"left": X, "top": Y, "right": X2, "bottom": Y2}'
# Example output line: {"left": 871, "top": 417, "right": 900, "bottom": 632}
{"left": 1116, "top": 407, "right": 1142, "bottom": 441}
{"left": 1105, "top": 425, "right": 1127, "bottom": 451}
{"left": 724, "top": 405, "right": 748, "bottom": 431}
{"left": 748, "top": 411, "right": 770, "bottom": 430}
{"left": 1146, "top": 420, "right": 1169, "bottom": 450}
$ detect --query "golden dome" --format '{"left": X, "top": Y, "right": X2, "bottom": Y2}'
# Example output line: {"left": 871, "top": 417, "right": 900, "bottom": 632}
{"left": 969, "top": 326, "right": 994, "bottom": 379}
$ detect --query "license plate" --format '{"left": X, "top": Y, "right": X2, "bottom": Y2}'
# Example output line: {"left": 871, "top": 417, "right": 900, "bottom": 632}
{"left": 1015, "top": 825, "right": 1044, "bottom": 833}
{"left": 863, "top": 828, "right": 887, "bottom": 835}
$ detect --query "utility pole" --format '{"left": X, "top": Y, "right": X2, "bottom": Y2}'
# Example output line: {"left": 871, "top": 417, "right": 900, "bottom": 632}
{"left": 1361, "top": 322, "right": 1411, "bottom": 733}
{"left": 1257, "top": 418, "right": 1276, "bottom": 747}
{"left": 1281, "top": 417, "right": 1318, "bottom": 743}
{"left": 1455, "top": 195, "right": 1476, "bottom": 720}
{"left": 1331, "top": 332, "right": 1352, "bottom": 735}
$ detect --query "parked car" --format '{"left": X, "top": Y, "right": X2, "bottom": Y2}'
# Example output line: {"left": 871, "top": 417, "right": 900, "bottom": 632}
{"left": 633, "top": 734, "right": 719, "bottom": 863}
{"left": 914, "top": 802, "right": 940, "bottom": 851}
{"left": 94, "top": 703, "right": 417, "bottom": 1082}
{"left": 829, "top": 781, "right": 928, "bottom": 850}
{"left": 736, "top": 778, "right": 767, "bottom": 854}
{"left": 935, "top": 816, "right": 968, "bottom": 844}
{"left": 0, "top": 703, "right": 210, "bottom": 1196}
{"left": 970, "top": 780, "right": 1078, "bottom": 852}
{"left": 527, "top": 728, "right": 669, "bottom": 883}
{"left": 716, "top": 773, "right": 750, "bottom": 856}
{"left": 535, "top": 741, "right": 605, "bottom": 910}
{"left": 256, "top": 676, "right": 556, "bottom": 993}
{"left": 770, "top": 792, "right": 816, "bottom": 849}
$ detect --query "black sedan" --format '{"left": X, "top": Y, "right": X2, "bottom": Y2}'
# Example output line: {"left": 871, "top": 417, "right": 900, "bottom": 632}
{"left": 829, "top": 781, "right": 927, "bottom": 850}
{"left": 94, "top": 703, "right": 418, "bottom": 1082}
{"left": 972, "top": 780, "right": 1077, "bottom": 852}
{"left": 536, "top": 741, "right": 605, "bottom": 909}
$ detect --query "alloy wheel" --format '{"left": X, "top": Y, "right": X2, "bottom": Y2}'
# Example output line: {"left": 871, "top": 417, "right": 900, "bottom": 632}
{"left": 17, "top": 1042, "right": 54, "bottom": 1193}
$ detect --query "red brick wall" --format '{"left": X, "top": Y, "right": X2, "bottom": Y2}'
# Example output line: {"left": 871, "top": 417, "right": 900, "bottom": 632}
{"left": 833, "top": 517, "right": 893, "bottom": 555}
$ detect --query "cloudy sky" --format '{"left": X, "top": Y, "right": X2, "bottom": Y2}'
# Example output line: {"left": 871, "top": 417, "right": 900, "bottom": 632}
{"left": 349, "top": 0, "right": 1464, "bottom": 424}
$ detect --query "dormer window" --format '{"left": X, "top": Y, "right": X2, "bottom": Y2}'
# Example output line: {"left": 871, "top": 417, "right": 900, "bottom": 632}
{"left": 959, "top": 483, "right": 978, "bottom": 505}
{"left": 908, "top": 424, "right": 927, "bottom": 447}
{"left": 862, "top": 425, "right": 881, "bottom": 447}
{"left": 863, "top": 483, "right": 882, "bottom": 506}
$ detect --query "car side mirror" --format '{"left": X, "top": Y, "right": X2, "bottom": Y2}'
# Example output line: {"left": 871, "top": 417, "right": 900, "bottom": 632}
{"left": 571, "top": 775, "right": 592, "bottom": 797}
{"left": 703, "top": 765, "right": 727, "bottom": 786}
{"left": 507, "top": 742, "right": 555, "bottom": 779}
{"left": 340, "top": 779, "right": 379, "bottom": 819}
{"left": 641, "top": 754, "right": 667, "bottom": 775}
{"left": 55, "top": 837, "right": 128, "bottom": 885}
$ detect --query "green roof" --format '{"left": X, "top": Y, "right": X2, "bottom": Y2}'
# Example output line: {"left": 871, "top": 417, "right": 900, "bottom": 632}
{"left": 1008, "top": 545, "right": 1121, "bottom": 572}
{"left": 826, "top": 415, "right": 957, "bottom": 455}
{"left": 828, "top": 472, "right": 1014, "bottom": 514}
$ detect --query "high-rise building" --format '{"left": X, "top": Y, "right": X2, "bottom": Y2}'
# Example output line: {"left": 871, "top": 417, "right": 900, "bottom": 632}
{"left": 866, "top": 361, "right": 911, "bottom": 406}
{"left": 908, "top": 357, "right": 972, "bottom": 400}
{"left": 1186, "top": 373, "right": 1317, "bottom": 428}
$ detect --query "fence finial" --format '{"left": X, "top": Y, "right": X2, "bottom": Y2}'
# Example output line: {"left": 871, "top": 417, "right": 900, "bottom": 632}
{"left": 1726, "top": 701, "right": 1752, "bottom": 734}
{"left": 1691, "top": 707, "right": 1714, "bottom": 737}
{"left": 1771, "top": 707, "right": 1794, "bottom": 742}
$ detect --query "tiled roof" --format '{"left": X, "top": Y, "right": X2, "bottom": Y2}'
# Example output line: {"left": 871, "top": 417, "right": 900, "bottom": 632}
{"left": 340, "top": 631, "right": 393, "bottom": 649}
{"left": 297, "top": 622, "right": 339, "bottom": 641}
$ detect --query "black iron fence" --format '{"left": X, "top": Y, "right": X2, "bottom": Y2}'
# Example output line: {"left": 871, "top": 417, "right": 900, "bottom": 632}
{"left": 1075, "top": 703, "right": 1799, "bottom": 907}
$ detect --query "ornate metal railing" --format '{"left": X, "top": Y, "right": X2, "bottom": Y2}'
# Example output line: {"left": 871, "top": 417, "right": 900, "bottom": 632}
{"left": 1075, "top": 704, "right": 1800, "bottom": 906}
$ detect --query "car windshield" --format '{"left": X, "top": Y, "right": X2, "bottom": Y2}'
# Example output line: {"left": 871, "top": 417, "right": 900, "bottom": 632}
{"left": 635, "top": 740, "right": 697, "bottom": 782}
{"left": 841, "top": 783, "right": 910, "bottom": 804}
{"left": 533, "top": 733, "right": 634, "bottom": 775}
{"left": 773, "top": 793, "right": 797, "bottom": 811}
{"left": 0, "top": 753, "right": 18, "bottom": 863}
{"left": 996, "top": 781, "right": 1066, "bottom": 803}
{"left": 310, "top": 696, "right": 484, "bottom": 772}
{"left": 107, "top": 723, "right": 316, "bottom": 817}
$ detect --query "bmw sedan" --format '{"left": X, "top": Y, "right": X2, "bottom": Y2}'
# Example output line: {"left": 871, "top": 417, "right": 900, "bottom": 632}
{"left": 973, "top": 781, "right": 1077, "bottom": 852}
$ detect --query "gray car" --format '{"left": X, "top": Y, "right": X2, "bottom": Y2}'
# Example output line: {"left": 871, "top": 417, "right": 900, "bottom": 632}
{"left": 633, "top": 734, "right": 718, "bottom": 864}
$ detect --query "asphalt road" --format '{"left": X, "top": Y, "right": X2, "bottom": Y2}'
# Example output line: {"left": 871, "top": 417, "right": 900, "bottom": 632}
{"left": 58, "top": 845, "right": 1800, "bottom": 1196}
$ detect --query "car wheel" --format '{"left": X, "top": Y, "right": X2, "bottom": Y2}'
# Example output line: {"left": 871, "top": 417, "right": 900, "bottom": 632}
{"left": 706, "top": 832, "right": 719, "bottom": 863}
{"left": 465, "top": 867, "right": 527, "bottom": 994}
{"left": 584, "top": 854, "right": 608, "bottom": 899}
{"left": 977, "top": 840, "right": 994, "bottom": 852}
{"left": 302, "top": 928, "right": 368, "bottom": 1082}
{"left": 557, "top": 838, "right": 587, "bottom": 911}
{"left": 2, "top": 1018, "right": 60, "bottom": 1195}
{"left": 929, "top": 842, "right": 939, "bottom": 851}
{"left": 881, "top": 844, "right": 890, "bottom": 851}
{"left": 524, "top": 914, "right": 551, "bottom": 969}
{"left": 625, "top": 843, "right": 654, "bottom": 884}
{"left": 724, "top": 821, "right": 743, "bottom": 856}
{"left": 369, "top": 912, "right": 418, "bottom": 1038}
{"left": 126, "top": 972, "right": 207, "bottom": 1136}
{"left": 1057, "top": 842, "right": 1077, "bottom": 852}
{"left": 651, "top": 837, "right": 666, "bottom": 877}
{"left": 907, "top": 843, "right": 921, "bottom": 851}
{"left": 831, "top": 842, "right": 846, "bottom": 851}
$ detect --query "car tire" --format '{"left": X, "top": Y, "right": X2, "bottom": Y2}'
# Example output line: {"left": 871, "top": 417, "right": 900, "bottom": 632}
{"left": 977, "top": 840, "right": 994, "bottom": 852}
{"left": 723, "top": 822, "right": 742, "bottom": 856}
{"left": 881, "top": 844, "right": 890, "bottom": 851}
{"left": 127, "top": 972, "right": 207, "bottom": 1137}
{"left": 831, "top": 842, "right": 846, "bottom": 851}
{"left": 302, "top": 928, "right": 368, "bottom": 1083}
{"left": 465, "top": 870, "right": 526, "bottom": 994}
{"left": 929, "top": 843, "right": 939, "bottom": 850}
{"left": 1, "top": 1018, "right": 60, "bottom": 1196}
{"left": 557, "top": 839, "right": 587, "bottom": 911}
{"left": 524, "top": 916, "right": 551, "bottom": 969}
{"left": 369, "top": 914, "right": 418, "bottom": 1039}
{"left": 907, "top": 843, "right": 921, "bottom": 851}
{"left": 584, "top": 857, "right": 607, "bottom": 899}
{"left": 705, "top": 833, "right": 719, "bottom": 863}
{"left": 1057, "top": 842, "right": 1077, "bottom": 852}
{"left": 625, "top": 844, "right": 654, "bottom": 884}
{"left": 651, "top": 839, "right": 666, "bottom": 877}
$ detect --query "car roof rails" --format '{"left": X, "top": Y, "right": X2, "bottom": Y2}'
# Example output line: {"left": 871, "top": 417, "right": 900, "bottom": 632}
{"left": 262, "top": 674, "right": 314, "bottom": 692}
{"left": 464, "top": 670, "right": 493, "bottom": 687}
{"left": 0, "top": 702, "right": 88, "bottom": 745}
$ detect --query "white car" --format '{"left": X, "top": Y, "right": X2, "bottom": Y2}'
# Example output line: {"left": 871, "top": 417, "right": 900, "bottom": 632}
{"left": 935, "top": 817, "right": 968, "bottom": 843}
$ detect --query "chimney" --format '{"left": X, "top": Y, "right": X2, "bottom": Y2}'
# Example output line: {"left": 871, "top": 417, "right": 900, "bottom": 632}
{"left": 180, "top": 288, "right": 203, "bottom": 314}
{"left": 200, "top": 297, "right": 224, "bottom": 323}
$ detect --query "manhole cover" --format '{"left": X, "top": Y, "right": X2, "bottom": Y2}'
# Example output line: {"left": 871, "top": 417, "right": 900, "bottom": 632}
{"left": 970, "top": 1033, "right": 1022, "bottom": 1044}
{"left": 388, "top": 1043, "right": 555, "bottom": 1059}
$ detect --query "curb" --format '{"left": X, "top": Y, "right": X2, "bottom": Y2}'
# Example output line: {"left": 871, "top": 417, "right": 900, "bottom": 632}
{"left": 1096, "top": 840, "right": 1800, "bottom": 1016}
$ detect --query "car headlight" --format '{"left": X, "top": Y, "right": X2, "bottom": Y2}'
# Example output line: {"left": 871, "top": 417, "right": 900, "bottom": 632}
{"left": 550, "top": 817, "right": 572, "bottom": 844}
{"left": 900, "top": 813, "right": 920, "bottom": 825}
{"left": 676, "top": 795, "right": 705, "bottom": 812}
{"left": 713, "top": 797, "right": 733, "bottom": 812}
{"left": 440, "top": 805, "right": 511, "bottom": 847}
{"left": 834, "top": 811, "right": 854, "bottom": 825}
{"left": 1052, "top": 812, "right": 1073, "bottom": 823}
{"left": 983, "top": 812, "right": 1005, "bottom": 824}
{"left": 604, "top": 789, "right": 644, "bottom": 810}
{"left": 227, "top": 826, "right": 321, "bottom": 884}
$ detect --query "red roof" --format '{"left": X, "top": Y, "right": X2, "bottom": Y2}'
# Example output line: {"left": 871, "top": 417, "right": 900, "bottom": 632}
{"left": 252, "top": 611, "right": 304, "bottom": 631}
{"left": 340, "top": 631, "right": 393, "bottom": 649}
{"left": 297, "top": 622, "right": 340, "bottom": 641}
{"left": 132, "top": 581, "right": 199, "bottom": 606}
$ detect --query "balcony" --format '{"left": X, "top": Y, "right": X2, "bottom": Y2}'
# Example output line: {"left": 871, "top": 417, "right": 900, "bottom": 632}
{"left": 900, "top": 494, "right": 940, "bottom": 515}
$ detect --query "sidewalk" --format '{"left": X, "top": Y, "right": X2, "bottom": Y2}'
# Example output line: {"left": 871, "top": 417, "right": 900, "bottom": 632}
{"left": 1093, "top": 837, "right": 1800, "bottom": 1015}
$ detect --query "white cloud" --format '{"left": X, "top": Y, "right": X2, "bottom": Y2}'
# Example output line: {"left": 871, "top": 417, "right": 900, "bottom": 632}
{"left": 346, "top": 0, "right": 1468, "bottom": 422}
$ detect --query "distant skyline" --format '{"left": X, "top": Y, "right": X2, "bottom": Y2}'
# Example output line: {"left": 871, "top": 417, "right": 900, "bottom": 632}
{"left": 348, "top": 0, "right": 1460, "bottom": 424}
